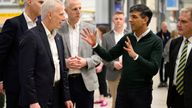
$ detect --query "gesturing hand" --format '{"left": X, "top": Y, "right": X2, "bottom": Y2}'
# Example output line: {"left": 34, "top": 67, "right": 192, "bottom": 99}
{"left": 81, "top": 28, "right": 97, "bottom": 47}
{"left": 123, "top": 37, "right": 137, "bottom": 59}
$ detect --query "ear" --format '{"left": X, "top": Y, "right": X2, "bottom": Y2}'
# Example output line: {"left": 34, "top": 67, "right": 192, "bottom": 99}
{"left": 143, "top": 16, "right": 149, "bottom": 25}
{"left": 48, "top": 11, "right": 52, "bottom": 20}
{"left": 27, "top": 0, "right": 32, "bottom": 5}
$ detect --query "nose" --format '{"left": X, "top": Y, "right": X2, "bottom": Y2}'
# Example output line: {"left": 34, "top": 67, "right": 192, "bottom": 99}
{"left": 128, "top": 17, "right": 132, "bottom": 22}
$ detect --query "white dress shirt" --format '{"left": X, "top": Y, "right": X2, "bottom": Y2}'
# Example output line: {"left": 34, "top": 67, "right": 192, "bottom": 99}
{"left": 67, "top": 21, "right": 81, "bottom": 74}
{"left": 114, "top": 30, "right": 124, "bottom": 61}
{"left": 42, "top": 22, "right": 60, "bottom": 82}
{"left": 23, "top": 12, "right": 37, "bottom": 29}
{"left": 173, "top": 36, "right": 192, "bottom": 85}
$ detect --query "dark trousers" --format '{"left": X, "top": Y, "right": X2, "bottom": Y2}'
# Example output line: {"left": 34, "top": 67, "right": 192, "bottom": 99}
{"left": 46, "top": 81, "right": 65, "bottom": 108}
{"left": 170, "top": 86, "right": 184, "bottom": 108}
{"left": 159, "top": 58, "right": 168, "bottom": 83}
{"left": 21, "top": 81, "right": 64, "bottom": 108}
{"left": 5, "top": 91, "right": 22, "bottom": 108}
{"left": 68, "top": 74, "right": 94, "bottom": 108}
{"left": 116, "top": 85, "right": 152, "bottom": 108}
{"left": 97, "top": 66, "right": 108, "bottom": 97}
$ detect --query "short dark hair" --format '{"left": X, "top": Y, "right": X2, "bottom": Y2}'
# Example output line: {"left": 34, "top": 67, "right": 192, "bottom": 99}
{"left": 130, "top": 4, "right": 153, "bottom": 26}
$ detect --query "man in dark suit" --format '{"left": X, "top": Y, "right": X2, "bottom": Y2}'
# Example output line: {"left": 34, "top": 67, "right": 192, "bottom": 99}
{"left": 167, "top": 7, "right": 192, "bottom": 108}
{"left": 0, "top": 0, "right": 44, "bottom": 107}
{"left": 82, "top": 4, "right": 162, "bottom": 108}
{"left": 19, "top": 0, "right": 73, "bottom": 108}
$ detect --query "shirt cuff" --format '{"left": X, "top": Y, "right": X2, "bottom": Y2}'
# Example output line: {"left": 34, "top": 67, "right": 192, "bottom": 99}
{"left": 92, "top": 43, "right": 98, "bottom": 48}
{"left": 133, "top": 54, "right": 139, "bottom": 60}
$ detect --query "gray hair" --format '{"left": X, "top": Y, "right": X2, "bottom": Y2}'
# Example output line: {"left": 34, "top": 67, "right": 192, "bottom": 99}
{"left": 41, "top": 0, "right": 63, "bottom": 20}
{"left": 64, "top": 0, "right": 81, "bottom": 8}
{"left": 180, "top": 7, "right": 192, "bottom": 21}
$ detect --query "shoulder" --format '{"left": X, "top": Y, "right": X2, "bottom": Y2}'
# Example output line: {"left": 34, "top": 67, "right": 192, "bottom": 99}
{"left": 103, "top": 30, "right": 113, "bottom": 38}
{"left": 2, "top": 14, "right": 25, "bottom": 30}
{"left": 150, "top": 31, "right": 161, "bottom": 41}
{"left": 171, "top": 36, "right": 182, "bottom": 45}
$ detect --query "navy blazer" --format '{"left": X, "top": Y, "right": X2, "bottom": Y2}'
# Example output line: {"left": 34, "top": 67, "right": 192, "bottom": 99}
{"left": 0, "top": 14, "right": 28, "bottom": 93}
{"left": 167, "top": 36, "right": 192, "bottom": 108}
{"left": 19, "top": 22, "right": 70, "bottom": 106}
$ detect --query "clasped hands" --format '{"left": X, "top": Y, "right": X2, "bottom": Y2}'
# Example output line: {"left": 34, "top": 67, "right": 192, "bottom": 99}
{"left": 66, "top": 56, "right": 87, "bottom": 69}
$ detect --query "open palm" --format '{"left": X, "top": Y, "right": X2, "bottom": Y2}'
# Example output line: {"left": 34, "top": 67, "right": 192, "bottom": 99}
{"left": 81, "top": 28, "right": 97, "bottom": 47}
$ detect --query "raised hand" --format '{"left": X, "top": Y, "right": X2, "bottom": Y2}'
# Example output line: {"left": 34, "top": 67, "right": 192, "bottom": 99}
{"left": 123, "top": 37, "right": 137, "bottom": 59}
{"left": 81, "top": 28, "right": 97, "bottom": 47}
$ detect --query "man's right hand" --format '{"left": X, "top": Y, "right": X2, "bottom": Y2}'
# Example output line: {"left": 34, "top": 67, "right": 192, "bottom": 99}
{"left": 81, "top": 28, "right": 97, "bottom": 47}
{"left": 114, "top": 61, "right": 122, "bottom": 70}
{"left": 30, "top": 103, "right": 41, "bottom": 108}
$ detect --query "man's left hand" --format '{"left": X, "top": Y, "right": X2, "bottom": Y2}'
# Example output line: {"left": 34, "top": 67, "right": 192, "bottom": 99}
{"left": 123, "top": 37, "right": 138, "bottom": 59}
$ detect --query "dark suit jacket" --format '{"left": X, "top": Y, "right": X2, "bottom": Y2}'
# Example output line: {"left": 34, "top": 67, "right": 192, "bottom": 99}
{"left": 0, "top": 14, "right": 28, "bottom": 93}
{"left": 167, "top": 36, "right": 192, "bottom": 108}
{"left": 19, "top": 22, "right": 70, "bottom": 106}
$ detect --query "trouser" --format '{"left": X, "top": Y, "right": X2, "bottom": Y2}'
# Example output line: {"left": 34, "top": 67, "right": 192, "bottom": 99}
{"left": 97, "top": 66, "right": 108, "bottom": 97}
{"left": 116, "top": 85, "right": 152, "bottom": 108}
{"left": 108, "top": 75, "right": 120, "bottom": 108}
{"left": 159, "top": 58, "right": 168, "bottom": 83}
{"left": 68, "top": 74, "right": 94, "bottom": 108}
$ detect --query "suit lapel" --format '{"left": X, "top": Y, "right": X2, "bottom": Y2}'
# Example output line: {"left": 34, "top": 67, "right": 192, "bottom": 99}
{"left": 109, "top": 31, "right": 116, "bottom": 47}
{"left": 63, "top": 23, "right": 71, "bottom": 56}
{"left": 78, "top": 23, "right": 83, "bottom": 55}
{"left": 38, "top": 23, "right": 54, "bottom": 66}
{"left": 172, "top": 37, "right": 183, "bottom": 65}
{"left": 55, "top": 35, "right": 63, "bottom": 63}
{"left": 19, "top": 14, "right": 28, "bottom": 32}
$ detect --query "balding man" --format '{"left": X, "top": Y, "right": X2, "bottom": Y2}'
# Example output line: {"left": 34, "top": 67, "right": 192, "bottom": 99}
{"left": 156, "top": 21, "right": 171, "bottom": 88}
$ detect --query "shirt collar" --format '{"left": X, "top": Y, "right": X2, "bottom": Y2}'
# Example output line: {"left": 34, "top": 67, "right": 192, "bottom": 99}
{"left": 23, "top": 11, "right": 37, "bottom": 24}
{"left": 184, "top": 36, "right": 192, "bottom": 44}
{"left": 113, "top": 29, "right": 124, "bottom": 35}
{"left": 133, "top": 28, "right": 150, "bottom": 41}
{"left": 67, "top": 20, "right": 80, "bottom": 29}
{"left": 41, "top": 22, "right": 57, "bottom": 39}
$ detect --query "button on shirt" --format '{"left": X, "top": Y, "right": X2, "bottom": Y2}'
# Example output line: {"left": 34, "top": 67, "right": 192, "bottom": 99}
{"left": 42, "top": 22, "right": 60, "bottom": 82}
{"left": 67, "top": 21, "right": 81, "bottom": 74}
{"left": 174, "top": 36, "right": 192, "bottom": 85}
{"left": 23, "top": 12, "right": 37, "bottom": 29}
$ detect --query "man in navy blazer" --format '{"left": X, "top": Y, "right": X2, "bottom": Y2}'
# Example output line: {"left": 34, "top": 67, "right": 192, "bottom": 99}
{"left": 0, "top": 0, "right": 44, "bottom": 107}
{"left": 19, "top": 0, "right": 73, "bottom": 108}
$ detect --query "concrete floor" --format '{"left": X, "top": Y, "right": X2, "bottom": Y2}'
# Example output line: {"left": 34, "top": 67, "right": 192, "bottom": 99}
{"left": 94, "top": 74, "right": 168, "bottom": 108}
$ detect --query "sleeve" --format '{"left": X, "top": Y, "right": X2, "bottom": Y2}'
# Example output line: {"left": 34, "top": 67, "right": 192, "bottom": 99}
{"left": 0, "top": 19, "right": 17, "bottom": 64}
{"left": 19, "top": 32, "right": 38, "bottom": 105}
